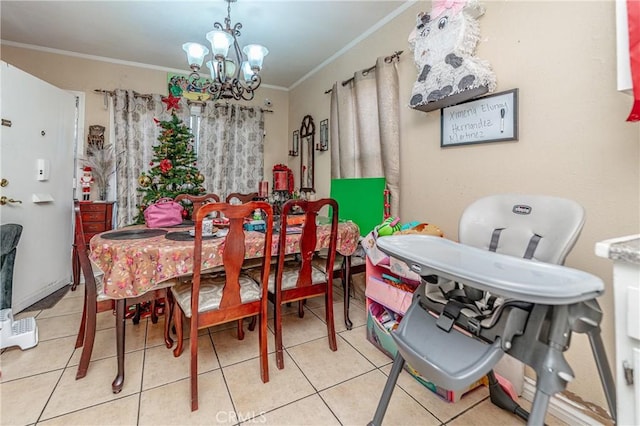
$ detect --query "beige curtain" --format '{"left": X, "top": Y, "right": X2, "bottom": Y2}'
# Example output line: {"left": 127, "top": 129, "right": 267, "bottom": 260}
{"left": 330, "top": 56, "right": 400, "bottom": 215}
{"left": 197, "top": 104, "right": 265, "bottom": 199}
{"left": 112, "top": 90, "right": 189, "bottom": 226}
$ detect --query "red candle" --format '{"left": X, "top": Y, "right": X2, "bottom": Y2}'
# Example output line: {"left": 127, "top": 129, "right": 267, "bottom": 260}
{"left": 274, "top": 171, "right": 287, "bottom": 191}
{"left": 258, "top": 181, "right": 269, "bottom": 198}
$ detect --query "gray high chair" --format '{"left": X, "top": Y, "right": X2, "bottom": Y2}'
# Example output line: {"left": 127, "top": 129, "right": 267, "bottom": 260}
{"left": 369, "top": 194, "right": 616, "bottom": 425}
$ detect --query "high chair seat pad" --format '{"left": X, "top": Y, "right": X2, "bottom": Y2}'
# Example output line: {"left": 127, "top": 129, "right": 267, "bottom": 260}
{"left": 376, "top": 235, "right": 603, "bottom": 305}
{"left": 171, "top": 274, "right": 260, "bottom": 317}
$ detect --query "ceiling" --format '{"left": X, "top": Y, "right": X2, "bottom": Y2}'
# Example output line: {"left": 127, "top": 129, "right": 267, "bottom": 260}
{"left": 0, "top": 0, "right": 412, "bottom": 90}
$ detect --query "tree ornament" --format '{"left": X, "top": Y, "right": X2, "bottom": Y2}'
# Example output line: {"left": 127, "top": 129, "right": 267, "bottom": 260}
{"left": 159, "top": 159, "right": 173, "bottom": 174}
{"left": 196, "top": 173, "right": 205, "bottom": 183}
{"left": 138, "top": 175, "right": 152, "bottom": 187}
{"left": 161, "top": 94, "right": 181, "bottom": 112}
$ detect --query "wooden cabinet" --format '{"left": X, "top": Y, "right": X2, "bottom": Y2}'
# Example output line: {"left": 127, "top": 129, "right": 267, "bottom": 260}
{"left": 72, "top": 201, "right": 114, "bottom": 290}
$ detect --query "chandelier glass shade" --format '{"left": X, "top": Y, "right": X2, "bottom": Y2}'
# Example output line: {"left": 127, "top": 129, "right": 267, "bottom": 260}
{"left": 181, "top": 0, "right": 268, "bottom": 101}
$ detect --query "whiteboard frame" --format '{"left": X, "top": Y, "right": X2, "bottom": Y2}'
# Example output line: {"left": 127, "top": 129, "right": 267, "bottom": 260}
{"left": 440, "top": 89, "right": 519, "bottom": 147}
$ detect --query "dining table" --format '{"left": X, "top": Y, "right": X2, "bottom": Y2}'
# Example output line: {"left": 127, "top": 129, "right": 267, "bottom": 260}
{"left": 89, "top": 219, "right": 360, "bottom": 392}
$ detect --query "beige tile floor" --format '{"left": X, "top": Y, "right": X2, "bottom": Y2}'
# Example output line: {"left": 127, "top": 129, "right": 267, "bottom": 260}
{"left": 1, "top": 282, "right": 567, "bottom": 426}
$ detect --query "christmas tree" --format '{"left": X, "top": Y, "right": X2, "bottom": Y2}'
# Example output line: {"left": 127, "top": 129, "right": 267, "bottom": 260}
{"left": 135, "top": 95, "right": 205, "bottom": 223}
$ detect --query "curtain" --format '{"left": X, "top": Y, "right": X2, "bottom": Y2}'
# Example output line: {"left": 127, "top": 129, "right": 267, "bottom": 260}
{"left": 330, "top": 56, "right": 400, "bottom": 215}
{"left": 112, "top": 90, "right": 189, "bottom": 226}
{"left": 197, "top": 104, "right": 265, "bottom": 199}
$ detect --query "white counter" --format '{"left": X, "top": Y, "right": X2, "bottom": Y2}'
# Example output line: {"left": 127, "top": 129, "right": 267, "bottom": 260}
{"left": 595, "top": 234, "right": 640, "bottom": 425}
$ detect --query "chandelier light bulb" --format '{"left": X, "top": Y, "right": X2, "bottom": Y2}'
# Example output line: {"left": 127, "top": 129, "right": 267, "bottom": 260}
{"left": 182, "top": 43, "right": 209, "bottom": 68}
{"left": 241, "top": 61, "right": 254, "bottom": 81}
{"left": 206, "top": 30, "right": 234, "bottom": 59}
{"left": 243, "top": 44, "right": 268, "bottom": 71}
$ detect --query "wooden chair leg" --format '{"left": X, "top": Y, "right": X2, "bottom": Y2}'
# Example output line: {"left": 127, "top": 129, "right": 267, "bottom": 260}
{"left": 298, "top": 300, "right": 305, "bottom": 318}
{"left": 248, "top": 315, "right": 257, "bottom": 331}
{"left": 75, "top": 288, "right": 89, "bottom": 349}
{"left": 275, "top": 302, "right": 285, "bottom": 370}
{"left": 259, "top": 312, "right": 269, "bottom": 383}
{"left": 132, "top": 304, "right": 141, "bottom": 325}
{"left": 190, "top": 318, "right": 199, "bottom": 411}
{"left": 75, "top": 297, "right": 96, "bottom": 379}
{"left": 237, "top": 319, "right": 245, "bottom": 340}
{"left": 164, "top": 291, "right": 174, "bottom": 348}
{"left": 173, "top": 301, "right": 184, "bottom": 357}
{"left": 326, "top": 289, "right": 337, "bottom": 351}
{"left": 150, "top": 299, "right": 159, "bottom": 324}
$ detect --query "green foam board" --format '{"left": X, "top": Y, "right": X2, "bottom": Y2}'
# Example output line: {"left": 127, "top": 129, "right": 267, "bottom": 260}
{"left": 330, "top": 177, "right": 386, "bottom": 236}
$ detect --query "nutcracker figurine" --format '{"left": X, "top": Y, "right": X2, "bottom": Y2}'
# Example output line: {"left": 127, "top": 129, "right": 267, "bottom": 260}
{"left": 80, "top": 167, "right": 93, "bottom": 201}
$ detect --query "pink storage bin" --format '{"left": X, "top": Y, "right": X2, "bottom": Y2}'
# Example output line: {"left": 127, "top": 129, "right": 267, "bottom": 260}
{"left": 365, "top": 276, "right": 414, "bottom": 315}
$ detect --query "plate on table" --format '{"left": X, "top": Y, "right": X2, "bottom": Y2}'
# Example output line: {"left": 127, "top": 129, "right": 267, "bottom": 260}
{"left": 189, "top": 226, "right": 220, "bottom": 237}
{"left": 165, "top": 229, "right": 225, "bottom": 241}
{"left": 101, "top": 229, "right": 168, "bottom": 240}
{"left": 166, "top": 220, "right": 194, "bottom": 228}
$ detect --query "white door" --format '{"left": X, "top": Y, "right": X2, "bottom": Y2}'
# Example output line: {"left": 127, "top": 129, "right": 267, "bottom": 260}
{"left": 1, "top": 61, "right": 77, "bottom": 312}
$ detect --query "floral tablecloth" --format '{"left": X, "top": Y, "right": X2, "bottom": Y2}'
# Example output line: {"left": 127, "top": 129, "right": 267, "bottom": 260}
{"left": 90, "top": 221, "right": 360, "bottom": 298}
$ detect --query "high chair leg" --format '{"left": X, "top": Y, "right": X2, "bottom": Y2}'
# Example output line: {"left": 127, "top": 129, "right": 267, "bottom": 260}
{"left": 369, "top": 352, "right": 405, "bottom": 426}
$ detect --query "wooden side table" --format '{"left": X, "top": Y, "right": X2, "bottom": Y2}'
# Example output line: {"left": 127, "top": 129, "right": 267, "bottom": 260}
{"left": 72, "top": 201, "right": 114, "bottom": 291}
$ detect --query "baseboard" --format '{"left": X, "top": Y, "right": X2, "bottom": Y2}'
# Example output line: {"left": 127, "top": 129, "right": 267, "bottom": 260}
{"left": 13, "top": 277, "right": 70, "bottom": 313}
{"left": 521, "top": 377, "right": 608, "bottom": 425}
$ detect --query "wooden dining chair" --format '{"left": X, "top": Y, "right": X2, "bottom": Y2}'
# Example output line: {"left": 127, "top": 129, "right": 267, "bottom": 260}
{"left": 170, "top": 201, "right": 273, "bottom": 411}
{"left": 225, "top": 192, "right": 259, "bottom": 204}
{"left": 252, "top": 198, "right": 339, "bottom": 370}
{"left": 73, "top": 204, "right": 175, "bottom": 383}
{"left": 175, "top": 193, "right": 221, "bottom": 218}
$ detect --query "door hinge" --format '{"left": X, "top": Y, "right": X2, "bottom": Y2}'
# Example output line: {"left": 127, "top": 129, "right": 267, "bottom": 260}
{"left": 1, "top": 119, "right": 12, "bottom": 127}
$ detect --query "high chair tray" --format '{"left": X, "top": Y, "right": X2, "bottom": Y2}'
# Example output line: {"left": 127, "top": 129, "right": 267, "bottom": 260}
{"left": 376, "top": 235, "right": 604, "bottom": 305}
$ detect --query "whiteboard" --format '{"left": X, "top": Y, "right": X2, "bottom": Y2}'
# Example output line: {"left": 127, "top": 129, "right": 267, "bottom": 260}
{"left": 440, "top": 89, "right": 518, "bottom": 147}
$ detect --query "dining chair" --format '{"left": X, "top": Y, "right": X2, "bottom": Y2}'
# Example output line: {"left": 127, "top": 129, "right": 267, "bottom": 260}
{"left": 73, "top": 204, "right": 175, "bottom": 383}
{"left": 225, "top": 192, "right": 259, "bottom": 204}
{"left": 252, "top": 198, "right": 339, "bottom": 370}
{"left": 170, "top": 201, "right": 273, "bottom": 411}
{"left": 174, "top": 192, "right": 255, "bottom": 340}
{"left": 175, "top": 193, "right": 221, "bottom": 218}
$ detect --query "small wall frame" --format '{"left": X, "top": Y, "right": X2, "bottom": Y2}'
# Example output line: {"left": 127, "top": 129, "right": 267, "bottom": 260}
{"left": 317, "top": 119, "right": 329, "bottom": 151}
{"left": 440, "top": 89, "right": 518, "bottom": 147}
{"left": 289, "top": 130, "right": 299, "bottom": 156}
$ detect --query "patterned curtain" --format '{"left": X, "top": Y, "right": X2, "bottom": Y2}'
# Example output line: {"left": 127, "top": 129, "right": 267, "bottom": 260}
{"left": 329, "top": 56, "right": 401, "bottom": 215}
{"left": 112, "top": 90, "right": 189, "bottom": 226}
{"left": 197, "top": 104, "right": 265, "bottom": 199}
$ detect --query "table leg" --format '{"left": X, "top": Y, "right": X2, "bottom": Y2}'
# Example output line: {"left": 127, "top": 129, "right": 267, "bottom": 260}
{"left": 112, "top": 299, "right": 126, "bottom": 393}
{"left": 344, "top": 256, "right": 353, "bottom": 330}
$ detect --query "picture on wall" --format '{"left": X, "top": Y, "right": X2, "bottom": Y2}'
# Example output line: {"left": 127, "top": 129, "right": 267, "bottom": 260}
{"left": 440, "top": 89, "right": 518, "bottom": 147}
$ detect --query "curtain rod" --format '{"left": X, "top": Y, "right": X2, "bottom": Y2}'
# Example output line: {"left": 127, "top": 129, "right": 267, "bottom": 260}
{"left": 323, "top": 50, "right": 403, "bottom": 94}
{"left": 94, "top": 89, "right": 273, "bottom": 113}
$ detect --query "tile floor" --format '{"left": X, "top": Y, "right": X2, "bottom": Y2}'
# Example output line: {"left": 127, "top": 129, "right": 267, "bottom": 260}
{"left": 1, "top": 282, "right": 567, "bottom": 425}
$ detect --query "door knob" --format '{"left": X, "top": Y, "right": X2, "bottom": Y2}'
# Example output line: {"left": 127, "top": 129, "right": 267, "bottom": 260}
{"left": 0, "top": 196, "right": 22, "bottom": 205}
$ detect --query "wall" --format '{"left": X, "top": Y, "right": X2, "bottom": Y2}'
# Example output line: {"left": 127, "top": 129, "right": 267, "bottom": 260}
{"left": 0, "top": 45, "right": 290, "bottom": 183}
{"left": 288, "top": 0, "right": 639, "bottom": 412}
{"left": 2, "top": 0, "right": 639, "bottom": 413}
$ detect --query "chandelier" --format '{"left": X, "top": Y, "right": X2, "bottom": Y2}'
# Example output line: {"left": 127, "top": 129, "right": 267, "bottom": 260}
{"left": 182, "top": 0, "right": 268, "bottom": 101}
